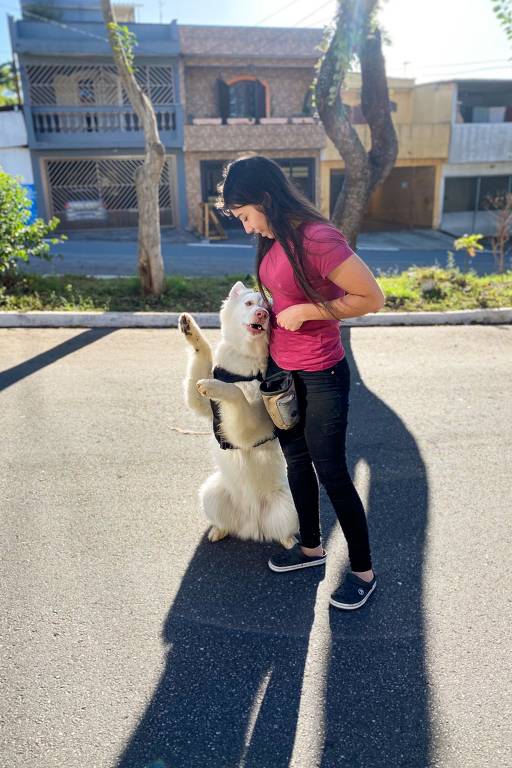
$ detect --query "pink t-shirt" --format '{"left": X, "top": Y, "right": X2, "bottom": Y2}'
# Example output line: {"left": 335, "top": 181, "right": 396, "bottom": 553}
{"left": 259, "top": 221, "right": 355, "bottom": 371}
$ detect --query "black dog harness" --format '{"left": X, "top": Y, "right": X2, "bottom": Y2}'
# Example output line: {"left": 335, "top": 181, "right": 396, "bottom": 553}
{"left": 210, "top": 366, "right": 276, "bottom": 450}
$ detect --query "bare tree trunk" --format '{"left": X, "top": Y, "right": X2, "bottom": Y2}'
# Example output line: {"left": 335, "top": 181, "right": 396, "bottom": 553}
{"left": 101, "top": 0, "right": 165, "bottom": 295}
{"left": 315, "top": 0, "right": 398, "bottom": 248}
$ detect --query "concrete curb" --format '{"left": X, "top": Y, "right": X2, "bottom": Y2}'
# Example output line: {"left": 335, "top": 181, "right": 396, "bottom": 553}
{"left": 0, "top": 308, "right": 511, "bottom": 328}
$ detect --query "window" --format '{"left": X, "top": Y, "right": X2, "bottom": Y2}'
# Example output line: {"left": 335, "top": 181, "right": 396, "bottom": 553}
{"left": 201, "top": 161, "right": 226, "bottom": 203}
{"left": 200, "top": 158, "right": 315, "bottom": 223}
{"left": 78, "top": 79, "right": 95, "bottom": 105}
{"left": 478, "top": 176, "right": 511, "bottom": 209}
{"left": 229, "top": 81, "right": 256, "bottom": 118}
{"left": 443, "top": 178, "right": 478, "bottom": 213}
{"left": 330, "top": 169, "right": 345, "bottom": 216}
{"left": 444, "top": 176, "right": 512, "bottom": 213}
{"left": 218, "top": 78, "right": 267, "bottom": 122}
{"left": 278, "top": 158, "right": 315, "bottom": 201}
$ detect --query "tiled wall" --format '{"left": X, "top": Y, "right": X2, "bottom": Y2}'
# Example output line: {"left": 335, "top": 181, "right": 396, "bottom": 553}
{"left": 185, "top": 64, "right": 315, "bottom": 120}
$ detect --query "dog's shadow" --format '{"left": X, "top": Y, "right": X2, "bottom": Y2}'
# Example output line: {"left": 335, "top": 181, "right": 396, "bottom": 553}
{"left": 117, "top": 328, "right": 430, "bottom": 768}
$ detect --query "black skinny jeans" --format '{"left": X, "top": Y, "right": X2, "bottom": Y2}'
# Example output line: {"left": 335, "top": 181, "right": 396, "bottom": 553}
{"left": 266, "top": 355, "right": 372, "bottom": 572}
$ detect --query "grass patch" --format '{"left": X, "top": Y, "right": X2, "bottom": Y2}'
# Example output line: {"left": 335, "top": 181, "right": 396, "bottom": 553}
{"left": 0, "top": 273, "right": 257, "bottom": 312}
{"left": 1, "top": 268, "right": 511, "bottom": 312}
{"left": 379, "top": 267, "right": 512, "bottom": 311}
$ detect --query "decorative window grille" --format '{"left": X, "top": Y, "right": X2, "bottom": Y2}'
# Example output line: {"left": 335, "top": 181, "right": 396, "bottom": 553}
{"left": 25, "top": 64, "right": 175, "bottom": 106}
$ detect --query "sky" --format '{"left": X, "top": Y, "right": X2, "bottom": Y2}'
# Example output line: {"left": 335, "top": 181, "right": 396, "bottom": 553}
{"left": 0, "top": 0, "right": 511, "bottom": 83}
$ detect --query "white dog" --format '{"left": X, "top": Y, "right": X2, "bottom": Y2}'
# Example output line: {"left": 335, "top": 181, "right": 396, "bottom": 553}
{"left": 179, "top": 280, "right": 298, "bottom": 548}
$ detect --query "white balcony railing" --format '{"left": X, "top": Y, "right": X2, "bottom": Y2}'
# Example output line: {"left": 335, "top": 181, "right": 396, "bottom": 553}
{"left": 31, "top": 105, "right": 178, "bottom": 136}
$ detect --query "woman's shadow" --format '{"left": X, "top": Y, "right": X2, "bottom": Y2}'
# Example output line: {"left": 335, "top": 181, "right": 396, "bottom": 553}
{"left": 117, "top": 327, "right": 430, "bottom": 768}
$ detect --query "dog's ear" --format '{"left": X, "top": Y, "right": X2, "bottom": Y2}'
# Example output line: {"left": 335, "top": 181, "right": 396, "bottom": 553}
{"left": 229, "top": 281, "right": 246, "bottom": 298}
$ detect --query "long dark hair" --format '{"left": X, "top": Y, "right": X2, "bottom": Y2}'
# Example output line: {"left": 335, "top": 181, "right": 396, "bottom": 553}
{"left": 216, "top": 155, "right": 339, "bottom": 312}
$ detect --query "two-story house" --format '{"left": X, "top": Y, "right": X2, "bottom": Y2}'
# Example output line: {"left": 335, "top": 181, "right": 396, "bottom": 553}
{"left": 8, "top": 0, "right": 186, "bottom": 230}
{"left": 179, "top": 25, "right": 325, "bottom": 234}
{"left": 439, "top": 79, "right": 512, "bottom": 235}
{"left": 321, "top": 74, "right": 452, "bottom": 230}
{"left": 9, "top": 5, "right": 511, "bottom": 239}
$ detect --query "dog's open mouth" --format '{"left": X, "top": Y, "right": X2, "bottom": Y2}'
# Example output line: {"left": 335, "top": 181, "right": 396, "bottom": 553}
{"left": 246, "top": 322, "right": 266, "bottom": 335}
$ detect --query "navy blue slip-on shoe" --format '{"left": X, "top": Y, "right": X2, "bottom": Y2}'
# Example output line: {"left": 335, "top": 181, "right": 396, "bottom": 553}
{"left": 329, "top": 572, "right": 377, "bottom": 610}
{"left": 268, "top": 544, "right": 327, "bottom": 573}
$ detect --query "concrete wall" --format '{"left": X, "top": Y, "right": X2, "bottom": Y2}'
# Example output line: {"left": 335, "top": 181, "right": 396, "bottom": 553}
{"left": 411, "top": 82, "right": 455, "bottom": 125}
{"left": 0, "top": 110, "right": 28, "bottom": 147}
{"left": 321, "top": 123, "right": 450, "bottom": 163}
{"left": 0, "top": 110, "right": 33, "bottom": 183}
{"left": 0, "top": 147, "right": 33, "bottom": 182}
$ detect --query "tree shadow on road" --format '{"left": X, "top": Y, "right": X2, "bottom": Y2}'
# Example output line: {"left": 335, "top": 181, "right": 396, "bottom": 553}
{"left": 0, "top": 328, "right": 117, "bottom": 392}
{"left": 116, "top": 327, "right": 430, "bottom": 768}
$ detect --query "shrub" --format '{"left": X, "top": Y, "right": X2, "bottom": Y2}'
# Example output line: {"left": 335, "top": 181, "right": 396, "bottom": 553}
{"left": 0, "top": 169, "right": 64, "bottom": 287}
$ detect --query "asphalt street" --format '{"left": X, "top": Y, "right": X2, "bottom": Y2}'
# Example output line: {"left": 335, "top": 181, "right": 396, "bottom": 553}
{"left": 24, "top": 229, "right": 505, "bottom": 277}
{"left": 1, "top": 325, "right": 511, "bottom": 768}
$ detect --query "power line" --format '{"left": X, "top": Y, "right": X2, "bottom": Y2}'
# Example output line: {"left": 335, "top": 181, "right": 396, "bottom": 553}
{"left": 410, "top": 58, "right": 512, "bottom": 71}
{"left": 3, "top": 3, "right": 109, "bottom": 43}
{"left": 416, "top": 64, "right": 512, "bottom": 76}
{"left": 254, "top": 0, "right": 304, "bottom": 26}
{"left": 289, "top": 0, "right": 335, "bottom": 29}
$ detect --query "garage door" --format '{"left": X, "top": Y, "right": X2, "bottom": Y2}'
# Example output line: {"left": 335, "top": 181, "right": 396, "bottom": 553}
{"left": 44, "top": 156, "right": 177, "bottom": 229}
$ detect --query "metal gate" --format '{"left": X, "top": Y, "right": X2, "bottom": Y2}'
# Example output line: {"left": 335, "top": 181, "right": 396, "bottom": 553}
{"left": 43, "top": 156, "right": 177, "bottom": 229}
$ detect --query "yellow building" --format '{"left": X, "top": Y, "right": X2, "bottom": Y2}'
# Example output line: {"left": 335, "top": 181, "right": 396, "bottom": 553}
{"left": 320, "top": 74, "right": 453, "bottom": 230}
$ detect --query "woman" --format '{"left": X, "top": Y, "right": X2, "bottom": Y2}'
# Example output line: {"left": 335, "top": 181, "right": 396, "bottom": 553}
{"left": 217, "top": 155, "right": 385, "bottom": 611}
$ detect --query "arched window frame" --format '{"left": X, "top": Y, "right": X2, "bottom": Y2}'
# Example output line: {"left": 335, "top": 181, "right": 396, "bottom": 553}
{"left": 226, "top": 76, "right": 270, "bottom": 120}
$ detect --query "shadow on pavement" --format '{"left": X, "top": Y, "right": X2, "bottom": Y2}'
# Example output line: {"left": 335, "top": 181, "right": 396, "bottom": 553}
{"left": 118, "top": 534, "right": 322, "bottom": 768}
{"left": 0, "top": 328, "right": 117, "bottom": 392}
{"left": 319, "top": 328, "right": 430, "bottom": 767}
{"left": 116, "top": 327, "right": 430, "bottom": 768}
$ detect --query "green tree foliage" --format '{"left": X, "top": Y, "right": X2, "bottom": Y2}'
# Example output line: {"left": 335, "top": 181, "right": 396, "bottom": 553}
{"left": 492, "top": 0, "right": 512, "bottom": 43}
{"left": 106, "top": 22, "right": 137, "bottom": 74}
{"left": 0, "top": 62, "right": 20, "bottom": 106}
{"left": 0, "top": 169, "right": 64, "bottom": 285}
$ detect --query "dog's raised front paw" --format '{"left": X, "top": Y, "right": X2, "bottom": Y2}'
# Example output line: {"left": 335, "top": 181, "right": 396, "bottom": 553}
{"left": 208, "top": 526, "right": 229, "bottom": 542}
{"left": 196, "top": 378, "right": 223, "bottom": 400}
{"left": 280, "top": 536, "right": 297, "bottom": 550}
{"left": 179, "top": 312, "right": 203, "bottom": 350}
{"left": 178, "top": 312, "right": 193, "bottom": 335}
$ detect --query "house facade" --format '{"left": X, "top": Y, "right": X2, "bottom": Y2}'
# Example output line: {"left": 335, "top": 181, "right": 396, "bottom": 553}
{"left": 179, "top": 25, "right": 325, "bottom": 234}
{"left": 321, "top": 75, "right": 452, "bottom": 230}
{"left": 8, "top": 0, "right": 187, "bottom": 230}
{"left": 440, "top": 79, "right": 512, "bottom": 235}
{"left": 8, "top": 5, "right": 512, "bottom": 237}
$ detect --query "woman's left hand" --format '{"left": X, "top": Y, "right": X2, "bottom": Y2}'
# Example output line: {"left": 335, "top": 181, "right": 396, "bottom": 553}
{"left": 276, "top": 305, "right": 307, "bottom": 331}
